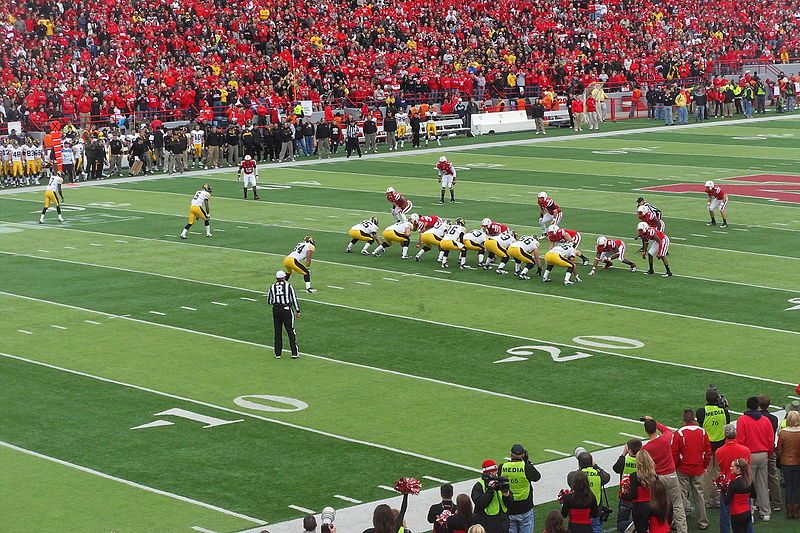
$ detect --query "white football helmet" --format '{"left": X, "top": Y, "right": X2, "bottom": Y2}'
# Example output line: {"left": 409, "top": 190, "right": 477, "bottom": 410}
{"left": 408, "top": 213, "right": 419, "bottom": 223}
{"left": 596, "top": 236, "right": 608, "bottom": 247}
{"left": 637, "top": 205, "right": 649, "bottom": 215}
{"left": 704, "top": 180, "right": 714, "bottom": 188}
{"left": 481, "top": 218, "right": 491, "bottom": 227}
{"left": 637, "top": 222, "right": 649, "bottom": 232}
{"left": 438, "top": 156, "right": 447, "bottom": 163}
{"left": 547, "top": 224, "right": 559, "bottom": 234}
{"left": 538, "top": 192, "right": 547, "bottom": 199}
{"left": 244, "top": 155, "right": 252, "bottom": 161}
{"left": 386, "top": 187, "right": 395, "bottom": 194}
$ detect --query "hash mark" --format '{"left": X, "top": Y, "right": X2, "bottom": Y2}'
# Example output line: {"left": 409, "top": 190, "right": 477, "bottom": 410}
{"left": 304, "top": 217, "right": 317, "bottom": 221}
{"left": 63, "top": 246, "right": 76, "bottom": 249}
{"left": 378, "top": 485, "right": 400, "bottom": 493}
{"left": 619, "top": 432, "right": 646, "bottom": 439}
{"left": 671, "top": 237, "right": 687, "bottom": 241}
{"left": 774, "top": 223, "right": 789, "bottom": 226}
{"left": 240, "top": 297, "right": 258, "bottom": 302}
{"left": 583, "top": 440, "right": 610, "bottom": 448}
{"left": 288, "top": 505, "right": 316, "bottom": 514}
{"left": 236, "top": 226, "right": 248, "bottom": 229}
{"left": 149, "top": 311, "right": 166, "bottom": 316}
{"left": 334, "top": 494, "right": 363, "bottom": 504}
{"left": 544, "top": 449, "right": 571, "bottom": 457}
{"left": 355, "top": 281, "right": 371, "bottom": 286}
{"left": 215, "top": 229, "right": 226, "bottom": 232}
{"left": 423, "top": 475, "right": 451, "bottom": 484}
{"left": 36, "top": 249, "right": 50, "bottom": 253}
{"left": 181, "top": 306, "right": 197, "bottom": 311}
{"left": 712, "top": 231, "right": 728, "bottom": 234}
{"left": 89, "top": 243, "right": 103, "bottom": 247}
{"left": 434, "top": 269, "right": 451, "bottom": 274}
{"left": 383, "top": 277, "right": 399, "bottom": 282}
{"left": 114, "top": 239, "right": 128, "bottom": 243}
{"left": 17, "top": 329, "right": 33, "bottom": 335}
{"left": 327, "top": 285, "right": 344, "bottom": 290}
{"left": 51, "top": 325, "right": 67, "bottom": 330}
{"left": 689, "top": 234, "right": 708, "bottom": 238}
{"left": 327, "top": 215, "right": 339, "bottom": 218}
{"left": 732, "top": 228, "right": 749, "bottom": 232}
{"left": 211, "top": 301, "right": 228, "bottom": 306}
{"left": 191, "top": 527, "right": 220, "bottom": 533}
{"left": 84, "top": 320, "right": 102, "bottom": 325}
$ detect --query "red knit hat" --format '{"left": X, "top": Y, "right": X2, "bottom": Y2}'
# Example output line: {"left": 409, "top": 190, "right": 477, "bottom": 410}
{"left": 481, "top": 459, "right": 498, "bottom": 473}
{"left": 796, "top": 383, "right": 800, "bottom": 396}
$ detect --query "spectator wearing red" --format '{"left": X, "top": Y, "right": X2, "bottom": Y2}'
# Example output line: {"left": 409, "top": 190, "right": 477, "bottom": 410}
{"left": 672, "top": 409, "right": 712, "bottom": 530}
{"left": 736, "top": 396, "right": 776, "bottom": 521}
{"left": 642, "top": 417, "right": 687, "bottom": 533}
{"left": 716, "top": 423, "right": 751, "bottom": 533}
{"left": 724, "top": 459, "right": 756, "bottom": 533}
{"left": 560, "top": 471, "right": 598, "bottom": 533}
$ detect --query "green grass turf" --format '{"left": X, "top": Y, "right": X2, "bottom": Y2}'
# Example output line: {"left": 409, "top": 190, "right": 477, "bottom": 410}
{"left": 1, "top": 114, "right": 798, "bottom": 530}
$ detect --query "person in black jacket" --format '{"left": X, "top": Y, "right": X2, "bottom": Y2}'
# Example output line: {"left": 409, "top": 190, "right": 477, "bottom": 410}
{"left": 301, "top": 121, "right": 315, "bottom": 156}
{"left": 151, "top": 128, "right": 165, "bottom": 170}
{"left": 315, "top": 120, "right": 332, "bottom": 159}
{"left": 531, "top": 100, "right": 546, "bottom": 135}
{"left": 108, "top": 134, "right": 124, "bottom": 176}
{"left": 409, "top": 113, "right": 421, "bottom": 147}
{"left": 241, "top": 126, "right": 258, "bottom": 159}
{"left": 226, "top": 125, "right": 240, "bottom": 166}
{"left": 205, "top": 126, "right": 223, "bottom": 168}
{"left": 384, "top": 113, "right": 398, "bottom": 151}
{"left": 362, "top": 116, "right": 378, "bottom": 153}
{"left": 472, "top": 460, "right": 513, "bottom": 533}
{"left": 278, "top": 122, "right": 295, "bottom": 162}
{"left": 262, "top": 124, "right": 276, "bottom": 162}
{"left": 427, "top": 484, "right": 456, "bottom": 533}
{"left": 170, "top": 130, "right": 188, "bottom": 174}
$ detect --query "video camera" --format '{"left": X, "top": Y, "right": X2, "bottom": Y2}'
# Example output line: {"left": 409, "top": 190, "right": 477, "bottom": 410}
{"left": 485, "top": 474, "right": 510, "bottom": 492}
{"left": 709, "top": 384, "right": 729, "bottom": 409}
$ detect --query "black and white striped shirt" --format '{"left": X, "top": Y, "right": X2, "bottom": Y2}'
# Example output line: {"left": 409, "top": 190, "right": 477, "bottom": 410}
{"left": 345, "top": 122, "right": 360, "bottom": 139}
{"left": 266, "top": 280, "right": 299, "bottom": 312}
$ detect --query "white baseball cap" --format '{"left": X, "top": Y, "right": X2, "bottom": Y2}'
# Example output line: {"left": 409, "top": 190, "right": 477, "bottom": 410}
{"left": 276, "top": 271, "right": 286, "bottom": 279}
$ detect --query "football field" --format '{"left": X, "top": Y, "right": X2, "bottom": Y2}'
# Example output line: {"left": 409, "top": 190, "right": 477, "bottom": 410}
{"left": 1, "top": 116, "right": 799, "bottom": 532}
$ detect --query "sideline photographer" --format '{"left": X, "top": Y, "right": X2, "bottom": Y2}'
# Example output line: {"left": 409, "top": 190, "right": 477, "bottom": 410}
{"left": 696, "top": 385, "right": 731, "bottom": 507}
{"left": 472, "top": 459, "right": 513, "bottom": 533}
{"left": 499, "top": 444, "right": 541, "bottom": 533}
{"left": 568, "top": 449, "right": 612, "bottom": 533}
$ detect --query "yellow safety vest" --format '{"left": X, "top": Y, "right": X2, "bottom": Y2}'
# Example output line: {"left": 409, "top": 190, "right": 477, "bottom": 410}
{"left": 703, "top": 405, "right": 727, "bottom": 442}
{"left": 478, "top": 478, "right": 508, "bottom": 516}
{"left": 501, "top": 461, "right": 531, "bottom": 503}
{"left": 582, "top": 467, "right": 602, "bottom": 504}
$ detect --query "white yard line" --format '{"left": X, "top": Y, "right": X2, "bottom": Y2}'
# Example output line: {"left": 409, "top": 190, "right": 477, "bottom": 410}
{"left": 0, "top": 348, "right": 479, "bottom": 473}
{"left": 423, "top": 475, "right": 451, "bottom": 484}
{"left": 0, "top": 253, "right": 796, "bottom": 385}
{"left": 543, "top": 449, "right": 571, "bottom": 457}
{"left": 0, "top": 439, "right": 267, "bottom": 525}
{"left": 288, "top": 505, "right": 316, "bottom": 515}
{"left": 583, "top": 440, "right": 610, "bottom": 448}
{"left": 378, "top": 485, "right": 399, "bottom": 493}
{"left": 619, "top": 432, "right": 646, "bottom": 440}
{"left": 191, "top": 527, "right": 221, "bottom": 533}
{"left": 334, "top": 495, "right": 363, "bottom": 504}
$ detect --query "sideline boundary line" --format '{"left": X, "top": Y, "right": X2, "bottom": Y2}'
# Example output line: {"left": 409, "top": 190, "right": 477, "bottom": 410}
{"left": 0, "top": 292, "right": 646, "bottom": 426}
{"left": 0, "top": 439, "right": 267, "bottom": 525}
{"left": 0, "top": 250, "right": 795, "bottom": 386}
{"left": 2, "top": 222, "right": 799, "bottom": 335}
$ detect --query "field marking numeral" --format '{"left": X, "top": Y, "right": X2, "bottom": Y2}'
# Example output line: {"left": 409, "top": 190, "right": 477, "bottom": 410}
{"left": 233, "top": 394, "right": 308, "bottom": 413}
{"left": 495, "top": 345, "right": 593, "bottom": 364}
{"left": 786, "top": 298, "right": 800, "bottom": 311}
{"left": 571, "top": 335, "right": 644, "bottom": 349}
{"left": 131, "top": 407, "right": 243, "bottom": 430}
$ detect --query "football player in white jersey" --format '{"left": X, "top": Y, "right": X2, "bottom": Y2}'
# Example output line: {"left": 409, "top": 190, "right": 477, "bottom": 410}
{"left": 283, "top": 236, "right": 317, "bottom": 293}
{"left": 72, "top": 139, "right": 85, "bottom": 180}
{"left": 395, "top": 110, "right": 409, "bottom": 148}
{"left": 460, "top": 227, "right": 487, "bottom": 269}
{"left": 180, "top": 184, "right": 212, "bottom": 239}
{"left": 372, "top": 220, "right": 413, "bottom": 258}
{"left": 347, "top": 217, "right": 382, "bottom": 255}
{"left": 438, "top": 217, "right": 467, "bottom": 268}
{"left": 40, "top": 174, "right": 65, "bottom": 223}
{"left": 190, "top": 125, "right": 205, "bottom": 168}
{"left": 508, "top": 235, "right": 542, "bottom": 279}
{"left": 543, "top": 242, "right": 581, "bottom": 285}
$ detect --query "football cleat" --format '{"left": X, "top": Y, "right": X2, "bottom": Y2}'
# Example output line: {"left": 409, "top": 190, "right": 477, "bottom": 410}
{"left": 346, "top": 247, "right": 353, "bottom": 253}
{"left": 441, "top": 262, "right": 448, "bottom": 268}
{"left": 206, "top": 233, "right": 213, "bottom": 238}
{"left": 496, "top": 269, "right": 508, "bottom": 275}
{"left": 460, "top": 264, "right": 471, "bottom": 269}
{"left": 564, "top": 280, "right": 574, "bottom": 286}
{"left": 306, "top": 288, "right": 318, "bottom": 293}
{"left": 643, "top": 270, "right": 655, "bottom": 275}
{"left": 361, "top": 250, "right": 370, "bottom": 256}
{"left": 630, "top": 266, "right": 638, "bottom": 272}
{"left": 519, "top": 274, "right": 530, "bottom": 280}
{"left": 662, "top": 272, "right": 673, "bottom": 278}
{"left": 720, "top": 222, "right": 728, "bottom": 228}
{"left": 707, "top": 221, "right": 716, "bottom": 226}
{"left": 543, "top": 278, "right": 552, "bottom": 283}
{"left": 180, "top": 235, "right": 187, "bottom": 239}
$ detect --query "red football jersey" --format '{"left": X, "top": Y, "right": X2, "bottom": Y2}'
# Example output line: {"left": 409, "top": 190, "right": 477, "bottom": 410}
{"left": 548, "top": 228, "right": 578, "bottom": 243}
{"left": 639, "top": 227, "right": 667, "bottom": 241}
{"left": 537, "top": 197, "right": 560, "bottom": 214}
{"left": 387, "top": 191, "right": 410, "bottom": 210}
{"left": 239, "top": 159, "right": 256, "bottom": 175}
{"left": 706, "top": 186, "right": 725, "bottom": 199}
{"left": 417, "top": 215, "right": 440, "bottom": 232}
{"left": 638, "top": 210, "right": 659, "bottom": 227}
{"left": 436, "top": 161, "right": 455, "bottom": 175}
{"left": 596, "top": 239, "right": 623, "bottom": 254}
{"left": 484, "top": 222, "right": 509, "bottom": 236}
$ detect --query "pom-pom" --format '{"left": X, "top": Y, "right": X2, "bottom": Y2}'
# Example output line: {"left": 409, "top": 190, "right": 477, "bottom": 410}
{"left": 619, "top": 475, "right": 631, "bottom": 495}
{"left": 713, "top": 474, "right": 730, "bottom": 493}
{"left": 395, "top": 477, "right": 422, "bottom": 495}
{"left": 557, "top": 489, "right": 571, "bottom": 503}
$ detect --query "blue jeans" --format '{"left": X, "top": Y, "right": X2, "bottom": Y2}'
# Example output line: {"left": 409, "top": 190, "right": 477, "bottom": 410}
{"left": 720, "top": 497, "right": 754, "bottom": 533}
{"left": 677, "top": 106, "right": 688, "bottom": 124}
{"left": 592, "top": 516, "right": 602, "bottom": 533}
{"left": 743, "top": 100, "right": 753, "bottom": 117}
{"left": 617, "top": 499, "right": 632, "bottom": 532}
{"left": 508, "top": 509, "right": 533, "bottom": 533}
{"left": 303, "top": 136, "right": 314, "bottom": 156}
{"left": 663, "top": 105, "right": 674, "bottom": 125}
{"left": 695, "top": 105, "right": 705, "bottom": 121}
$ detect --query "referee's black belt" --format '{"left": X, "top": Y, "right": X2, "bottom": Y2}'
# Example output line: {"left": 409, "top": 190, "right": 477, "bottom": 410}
{"left": 273, "top": 304, "right": 291, "bottom": 310}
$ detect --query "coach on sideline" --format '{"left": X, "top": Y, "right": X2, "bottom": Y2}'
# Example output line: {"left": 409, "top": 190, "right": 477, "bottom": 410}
{"left": 267, "top": 270, "right": 300, "bottom": 359}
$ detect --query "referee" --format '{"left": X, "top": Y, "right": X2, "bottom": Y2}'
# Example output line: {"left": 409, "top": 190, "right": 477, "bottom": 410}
{"left": 266, "top": 271, "right": 300, "bottom": 359}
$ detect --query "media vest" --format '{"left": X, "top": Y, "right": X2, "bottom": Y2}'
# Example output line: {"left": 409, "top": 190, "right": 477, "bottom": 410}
{"left": 582, "top": 467, "right": 602, "bottom": 504}
{"left": 501, "top": 461, "right": 531, "bottom": 503}
{"left": 477, "top": 478, "right": 508, "bottom": 516}
{"left": 703, "top": 405, "right": 727, "bottom": 442}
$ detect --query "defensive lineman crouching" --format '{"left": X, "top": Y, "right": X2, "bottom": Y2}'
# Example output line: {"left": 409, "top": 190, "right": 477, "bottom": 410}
{"left": 589, "top": 236, "right": 637, "bottom": 275}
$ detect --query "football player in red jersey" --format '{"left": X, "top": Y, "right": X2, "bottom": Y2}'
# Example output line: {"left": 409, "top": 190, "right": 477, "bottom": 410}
{"left": 637, "top": 205, "right": 665, "bottom": 232}
{"left": 238, "top": 155, "right": 259, "bottom": 200}
{"left": 546, "top": 224, "right": 589, "bottom": 265}
{"left": 409, "top": 213, "right": 440, "bottom": 233}
{"left": 637, "top": 222, "right": 673, "bottom": 277}
{"left": 436, "top": 156, "right": 457, "bottom": 203}
{"left": 480, "top": 217, "right": 510, "bottom": 237}
{"left": 537, "top": 192, "right": 562, "bottom": 235}
{"left": 386, "top": 187, "right": 413, "bottom": 221}
{"left": 704, "top": 180, "right": 728, "bottom": 227}
{"left": 588, "top": 236, "right": 637, "bottom": 275}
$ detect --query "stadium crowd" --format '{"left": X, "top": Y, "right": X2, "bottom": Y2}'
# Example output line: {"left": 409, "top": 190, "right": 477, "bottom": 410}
{"left": 328, "top": 390, "right": 800, "bottom": 533}
{"left": 2, "top": 0, "right": 800, "bottom": 129}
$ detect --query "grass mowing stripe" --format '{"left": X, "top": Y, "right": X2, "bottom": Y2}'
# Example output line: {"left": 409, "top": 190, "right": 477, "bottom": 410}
{"left": 2, "top": 227, "right": 796, "bottom": 335}
{"left": 0, "top": 439, "right": 267, "bottom": 525}
{"left": 5, "top": 249, "right": 794, "bottom": 386}
{"left": 0, "top": 350, "right": 476, "bottom": 473}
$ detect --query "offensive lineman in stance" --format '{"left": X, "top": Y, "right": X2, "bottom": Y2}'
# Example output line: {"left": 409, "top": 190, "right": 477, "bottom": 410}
{"left": 283, "top": 236, "right": 318, "bottom": 292}
{"left": 347, "top": 217, "right": 382, "bottom": 255}
{"left": 543, "top": 241, "right": 582, "bottom": 285}
{"left": 180, "top": 183, "right": 212, "bottom": 239}
{"left": 372, "top": 220, "right": 414, "bottom": 258}
{"left": 508, "top": 235, "right": 542, "bottom": 279}
{"left": 238, "top": 155, "right": 260, "bottom": 199}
